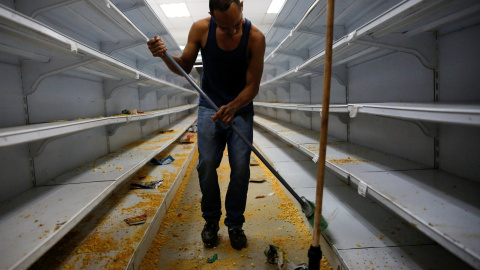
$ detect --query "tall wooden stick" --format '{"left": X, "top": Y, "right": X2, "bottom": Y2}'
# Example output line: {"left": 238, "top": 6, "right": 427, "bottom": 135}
{"left": 309, "top": 0, "right": 335, "bottom": 268}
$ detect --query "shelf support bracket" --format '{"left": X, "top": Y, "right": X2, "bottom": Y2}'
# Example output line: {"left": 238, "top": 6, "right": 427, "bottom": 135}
{"left": 412, "top": 120, "right": 438, "bottom": 138}
{"left": 302, "top": 65, "right": 348, "bottom": 86}
{"left": 280, "top": 74, "right": 311, "bottom": 90}
{"left": 107, "top": 122, "right": 129, "bottom": 136}
{"left": 103, "top": 77, "right": 148, "bottom": 99}
{"left": 353, "top": 33, "right": 437, "bottom": 69}
{"left": 331, "top": 112, "right": 350, "bottom": 124}
{"left": 29, "top": 134, "right": 71, "bottom": 158}
{"left": 22, "top": 57, "right": 97, "bottom": 96}
{"left": 138, "top": 85, "right": 160, "bottom": 100}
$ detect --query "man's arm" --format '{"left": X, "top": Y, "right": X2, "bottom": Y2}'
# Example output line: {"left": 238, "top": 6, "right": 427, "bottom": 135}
{"left": 147, "top": 20, "right": 206, "bottom": 75}
{"left": 212, "top": 29, "right": 266, "bottom": 124}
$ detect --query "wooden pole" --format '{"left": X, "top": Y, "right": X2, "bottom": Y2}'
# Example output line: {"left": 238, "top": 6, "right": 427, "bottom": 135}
{"left": 312, "top": 0, "right": 335, "bottom": 251}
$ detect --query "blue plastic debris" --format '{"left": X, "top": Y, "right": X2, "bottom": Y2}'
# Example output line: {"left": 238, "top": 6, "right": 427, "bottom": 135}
{"left": 150, "top": 155, "right": 175, "bottom": 165}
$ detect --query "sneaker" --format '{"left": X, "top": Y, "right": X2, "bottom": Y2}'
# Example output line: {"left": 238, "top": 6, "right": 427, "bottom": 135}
{"left": 228, "top": 227, "right": 247, "bottom": 250}
{"left": 201, "top": 222, "right": 219, "bottom": 247}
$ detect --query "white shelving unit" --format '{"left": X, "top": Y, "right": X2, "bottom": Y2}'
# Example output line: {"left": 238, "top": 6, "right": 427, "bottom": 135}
{"left": 0, "top": 1, "right": 198, "bottom": 269}
{"left": 255, "top": 0, "right": 480, "bottom": 269}
{"left": 0, "top": 114, "right": 196, "bottom": 270}
{"left": 255, "top": 115, "right": 480, "bottom": 267}
{"left": 253, "top": 126, "right": 473, "bottom": 270}
{"left": 0, "top": 104, "right": 196, "bottom": 147}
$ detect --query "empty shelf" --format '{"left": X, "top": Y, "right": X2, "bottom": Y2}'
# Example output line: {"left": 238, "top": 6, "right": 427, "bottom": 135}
{"left": 0, "top": 104, "right": 197, "bottom": 147}
{"left": 255, "top": 102, "right": 349, "bottom": 113}
{"left": 254, "top": 114, "right": 480, "bottom": 268}
{"left": 262, "top": 0, "right": 479, "bottom": 86}
{"left": 255, "top": 101, "right": 480, "bottom": 126}
{"left": 16, "top": 0, "right": 147, "bottom": 53}
{"left": 0, "top": 114, "right": 196, "bottom": 270}
{"left": 253, "top": 127, "right": 474, "bottom": 270}
{"left": 0, "top": 5, "right": 195, "bottom": 97}
{"left": 31, "top": 132, "right": 198, "bottom": 269}
{"left": 349, "top": 102, "right": 480, "bottom": 126}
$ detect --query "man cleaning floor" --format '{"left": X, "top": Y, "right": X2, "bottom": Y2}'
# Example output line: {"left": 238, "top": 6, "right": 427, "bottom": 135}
{"left": 147, "top": 0, "right": 265, "bottom": 250}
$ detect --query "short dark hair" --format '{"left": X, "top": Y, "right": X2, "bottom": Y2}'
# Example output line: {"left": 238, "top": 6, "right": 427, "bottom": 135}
{"left": 209, "top": 0, "right": 241, "bottom": 14}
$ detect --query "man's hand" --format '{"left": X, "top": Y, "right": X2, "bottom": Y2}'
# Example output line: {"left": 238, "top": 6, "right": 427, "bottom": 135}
{"left": 212, "top": 104, "right": 237, "bottom": 125}
{"left": 147, "top": 36, "right": 167, "bottom": 58}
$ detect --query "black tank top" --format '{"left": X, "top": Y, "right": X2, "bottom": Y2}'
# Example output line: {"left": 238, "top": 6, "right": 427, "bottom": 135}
{"left": 199, "top": 16, "right": 253, "bottom": 114}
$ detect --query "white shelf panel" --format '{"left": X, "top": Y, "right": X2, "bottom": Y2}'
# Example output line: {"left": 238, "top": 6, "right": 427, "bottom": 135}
{"left": 253, "top": 102, "right": 301, "bottom": 110}
{"left": 0, "top": 113, "right": 196, "bottom": 270}
{"left": 255, "top": 102, "right": 349, "bottom": 113}
{"left": 350, "top": 102, "right": 480, "bottom": 126}
{"left": 255, "top": 101, "right": 480, "bottom": 126}
{"left": 253, "top": 127, "right": 473, "bottom": 270}
{"left": 351, "top": 169, "right": 480, "bottom": 268}
{"left": 32, "top": 133, "right": 198, "bottom": 269}
{"left": 110, "top": 0, "right": 197, "bottom": 78}
{"left": 16, "top": 0, "right": 147, "bottom": 50}
{"left": 0, "top": 104, "right": 197, "bottom": 147}
{"left": 262, "top": 0, "right": 479, "bottom": 86}
{"left": 264, "top": 0, "right": 315, "bottom": 56}
{"left": 265, "top": 0, "right": 384, "bottom": 62}
{"left": 254, "top": 114, "right": 480, "bottom": 269}
{"left": 0, "top": 5, "right": 196, "bottom": 96}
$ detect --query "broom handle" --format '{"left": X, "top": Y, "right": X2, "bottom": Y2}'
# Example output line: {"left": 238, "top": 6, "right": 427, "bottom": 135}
{"left": 313, "top": 0, "right": 335, "bottom": 247}
{"left": 163, "top": 52, "right": 304, "bottom": 204}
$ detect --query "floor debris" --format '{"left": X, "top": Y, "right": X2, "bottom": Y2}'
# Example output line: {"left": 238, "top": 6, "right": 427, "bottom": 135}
{"left": 139, "top": 150, "right": 333, "bottom": 269}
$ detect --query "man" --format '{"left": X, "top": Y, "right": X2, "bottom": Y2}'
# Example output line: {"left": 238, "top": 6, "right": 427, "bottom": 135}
{"left": 147, "top": 0, "right": 265, "bottom": 250}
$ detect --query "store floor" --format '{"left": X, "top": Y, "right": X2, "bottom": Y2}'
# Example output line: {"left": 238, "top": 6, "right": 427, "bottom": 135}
{"left": 140, "top": 148, "right": 331, "bottom": 269}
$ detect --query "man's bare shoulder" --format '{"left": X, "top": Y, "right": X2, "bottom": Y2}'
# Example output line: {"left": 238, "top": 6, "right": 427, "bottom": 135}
{"left": 249, "top": 24, "right": 266, "bottom": 46}
{"left": 191, "top": 17, "right": 211, "bottom": 32}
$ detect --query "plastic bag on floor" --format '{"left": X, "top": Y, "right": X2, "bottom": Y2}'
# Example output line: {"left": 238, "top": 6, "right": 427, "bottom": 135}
{"left": 150, "top": 155, "right": 175, "bottom": 165}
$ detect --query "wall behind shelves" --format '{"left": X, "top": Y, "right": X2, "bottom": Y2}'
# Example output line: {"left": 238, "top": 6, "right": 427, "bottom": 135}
{"left": 436, "top": 23, "right": 480, "bottom": 182}
{"left": 28, "top": 75, "right": 105, "bottom": 123}
{"left": 439, "top": 124, "right": 480, "bottom": 182}
{"left": 438, "top": 24, "right": 480, "bottom": 102}
{"left": 347, "top": 52, "right": 434, "bottom": 103}
{"left": 0, "top": 62, "right": 25, "bottom": 128}
{"left": 34, "top": 128, "right": 109, "bottom": 185}
{"left": 0, "top": 145, "right": 32, "bottom": 202}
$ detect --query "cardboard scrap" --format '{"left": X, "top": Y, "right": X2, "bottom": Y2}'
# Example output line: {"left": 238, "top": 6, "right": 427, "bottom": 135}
{"left": 249, "top": 178, "right": 266, "bottom": 183}
{"left": 124, "top": 214, "right": 147, "bottom": 225}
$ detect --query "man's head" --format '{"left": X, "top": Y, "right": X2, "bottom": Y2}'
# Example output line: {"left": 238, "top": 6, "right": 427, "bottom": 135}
{"left": 209, "top": 0, "right": 243, "bottom": 36}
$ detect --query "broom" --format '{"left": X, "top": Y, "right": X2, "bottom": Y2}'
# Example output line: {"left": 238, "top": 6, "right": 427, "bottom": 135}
{"left": 161, "top": 51, "right": 328, "bottom": 231}
{"left": 308, "top": 0, "right": 336, "bottom": 269}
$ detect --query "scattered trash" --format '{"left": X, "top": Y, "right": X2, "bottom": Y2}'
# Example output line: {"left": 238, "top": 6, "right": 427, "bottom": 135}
{"left": 159, "top": 129, "right": 174, "bottom": 134}
{"left": 178, "top": 134, "right": 195, "bottom": 144}
{"left": 265, "top": 245, "right": 284, "bottom": 268}
{"left": 121, "top": 109, "right": 144, "bottom": 115}
{"left": 250, "top": 156, "right": 259, "bottom": 166}
{"left": 124, "top": 214, "right": 147, "bottom": 225}
{"left": 256, "top": 192, "right": 274, "bottom": 199}
{"left": 150, "top": 155, "right": 175, "bottom": 165}
{"left": 188, "top": 124, "right": 198, "bottom": 133}
{"left": 249, "top": 178, "right": 266, "bottom": 183}
{"left": 207, "top": 253, "right": 218, "bottom": 263}
{"left": 265, "top": 245, "right": 308, "bottom": 269}
{"left": 130, "top": 180, "right": 163, "bottom": 189}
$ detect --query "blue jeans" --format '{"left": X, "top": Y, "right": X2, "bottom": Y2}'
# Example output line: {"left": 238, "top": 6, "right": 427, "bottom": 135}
{"left": 197, "top": 106, "right": 253, "bottom": 227}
